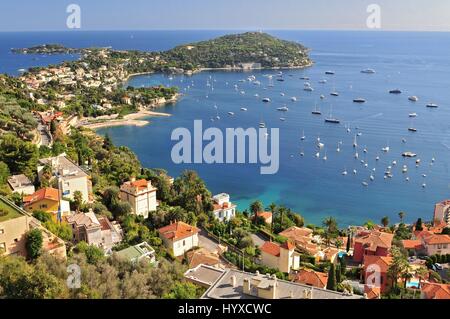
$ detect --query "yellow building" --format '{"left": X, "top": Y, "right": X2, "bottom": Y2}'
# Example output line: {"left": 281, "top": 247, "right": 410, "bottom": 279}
{"left": 23, "top": 187, "right": 70, "bottom": 221}
{"left": 0, "top": 196, "right": 66, "bottom": 259}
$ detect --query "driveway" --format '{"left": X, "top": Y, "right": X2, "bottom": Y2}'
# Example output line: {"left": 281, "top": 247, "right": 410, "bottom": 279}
{"left": 198, "top": 229, "right": 219, "bottom": 253}
{"left": 251, "top": 233, "right": 266, "bottom": 247}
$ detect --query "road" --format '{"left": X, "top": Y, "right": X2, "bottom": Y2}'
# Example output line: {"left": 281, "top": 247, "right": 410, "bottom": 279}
{"left": 198, "top": 229, "right": 219, "bottom": 253}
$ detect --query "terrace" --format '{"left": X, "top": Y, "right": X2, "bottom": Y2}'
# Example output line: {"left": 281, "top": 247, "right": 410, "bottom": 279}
{"left": 0, "top": 197, "right": 24, "bottom": 222}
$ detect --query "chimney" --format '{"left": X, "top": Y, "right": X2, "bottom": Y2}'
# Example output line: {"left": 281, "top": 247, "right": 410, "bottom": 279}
{"left": 268, "top": 282, "right": 277, "bottom": 299}
{"left": 230, "top": 275, "right": 237, "bottom": 288}
{"left": 131, "top": 177, "right": 136, "bottom": 182}
{"left": 243, "top": 278, "right": 251, "bottom": 295}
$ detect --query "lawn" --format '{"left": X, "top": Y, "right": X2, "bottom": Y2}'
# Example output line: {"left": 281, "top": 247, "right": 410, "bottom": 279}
{"left": 0, "top": 197, "right": 23, "bottom": 222}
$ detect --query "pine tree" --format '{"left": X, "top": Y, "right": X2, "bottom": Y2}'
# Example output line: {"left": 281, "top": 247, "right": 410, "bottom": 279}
{"left": 326, "top": 263, "right": 337, "bottom": 291}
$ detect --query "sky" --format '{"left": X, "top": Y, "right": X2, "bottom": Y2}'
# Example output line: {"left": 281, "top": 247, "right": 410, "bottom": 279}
{"left": 0, "top": 0, "right": 449, "bottom": 32}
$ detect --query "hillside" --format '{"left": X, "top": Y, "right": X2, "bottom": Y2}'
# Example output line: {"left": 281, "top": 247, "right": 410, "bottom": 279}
{"left": 162, "top": 32, "right": 312, "bottom": 70}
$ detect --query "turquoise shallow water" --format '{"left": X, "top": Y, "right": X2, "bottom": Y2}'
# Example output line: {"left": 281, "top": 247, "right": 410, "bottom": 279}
{"left": 1, "top": 30, "right": 449, "bottom": 226}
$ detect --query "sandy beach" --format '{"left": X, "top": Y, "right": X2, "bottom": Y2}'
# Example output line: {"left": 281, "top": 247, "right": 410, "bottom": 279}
{"left": 80, "top": 110, "right": 171, "bottom": 129}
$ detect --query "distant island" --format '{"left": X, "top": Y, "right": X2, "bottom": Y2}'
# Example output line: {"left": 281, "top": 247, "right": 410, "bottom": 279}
{"left": 5, "top": 32, "right": 312, "bottom": 129}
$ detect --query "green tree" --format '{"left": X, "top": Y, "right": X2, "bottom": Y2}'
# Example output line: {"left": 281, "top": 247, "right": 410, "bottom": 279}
{"left": 415, "top": 218, "right": 423, "bottom": 231}
{"left": 326, "top": 263, "right": 337, "bottom": 291}
{"left": 74, "top": 242, "right": 105, "bottom": 264}
{"left": 250, "top": 200, "right": 263, "bottom": 216}
{"left": 163, "top": 282, "right": 200, "bottom": 299}
{"left": 0, "top": 161, "right": 10, "bottom": 185}
{"left": 346, "top": 233, "right": 351, "bottom": 252}
{"left": 381, "top": 216, "right": 390, "bottom": 228}
{"left": 0, "top": 134, "right": 38, "bottom": 177}
{"left": 72, "top": 190, "right": 83, "bottom": 212}
{"left": 387, "top": 246, "right": 409, "bottom": 290}
{"left": 322, "top": 217, "right": 338, "bottom": 247}
{"left": 398, "top": 211, "right": 405, "bottom": 223}
{"left": 25, "top": 229, "right": 43, "bottom": 260}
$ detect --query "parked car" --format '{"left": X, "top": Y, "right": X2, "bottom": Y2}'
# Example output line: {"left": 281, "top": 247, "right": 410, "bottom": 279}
{"left": 434, "top": 263, "right": 443, "bottom": 270}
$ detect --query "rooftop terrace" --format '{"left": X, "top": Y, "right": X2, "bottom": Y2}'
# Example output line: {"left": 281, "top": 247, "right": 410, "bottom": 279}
{"left": 0, "top": 196, "right": 26, "bottom": 222}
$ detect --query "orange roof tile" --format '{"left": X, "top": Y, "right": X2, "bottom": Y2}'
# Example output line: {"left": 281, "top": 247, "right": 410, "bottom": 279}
{"left": 23, "top": 187, "right": 59, "bottom": 205}
{"left": 363, "top": 255, "right": 393, "bottom": 273}
{"left": 423, "top": 234, "right": 450, "bottom": 245}
{"left": 158, "top": 221, "right": 199, "bottom": 241}
{"left": 260, "top": 241, "right": 281, "bottom": 257}
{"left": 294, "top": 269, "right": 328, "bottom": 288}
{"left": 355, "top": 230, "right": 394, "bottom": 252}
{"left": 279, "top": 226, "right": 313, "bottom": 239}
{"left": 187, "top": 248, "right": 220, "bottom": 268}
{"left": 364, "top": 285, "right": 381, "bottom": 299}
{"left": 402, "top": 239, "right": 423, "bottom": 250}
{"left": 281, "top": 240, "right": 295, "bottom": 251}
{"left": 421, "top": 282, "right": 450, "bottom": 299}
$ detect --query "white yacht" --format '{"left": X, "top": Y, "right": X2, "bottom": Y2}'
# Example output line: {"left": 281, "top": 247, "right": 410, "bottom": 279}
{"left": 240, "top": 107, "right": 248, "bottom": 111}
{"left": 408, "top": 96, "right": 419, "bottom": 102}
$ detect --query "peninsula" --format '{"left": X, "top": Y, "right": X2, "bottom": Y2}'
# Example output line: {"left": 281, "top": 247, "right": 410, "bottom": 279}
{"left": 8, "top": 32, "right": 312, "bottom": 129}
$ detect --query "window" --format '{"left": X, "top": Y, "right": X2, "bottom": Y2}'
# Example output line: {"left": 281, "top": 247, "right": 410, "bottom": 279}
{"left": 183, "top": 240, "right": 186, "bottom": 246}
{"left": 14, "top": 238, "right": 19, "bottom": 242}
{"left": 0, "top": 228, "right": 4, "bottom": 234}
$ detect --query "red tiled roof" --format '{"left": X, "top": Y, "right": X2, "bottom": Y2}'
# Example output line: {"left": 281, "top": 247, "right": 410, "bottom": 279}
{"left": 421, "top": 282, "right": 450, "bottom": 299}
{"left": 255, "top": 211, "right": 273, "bottom": 221}
{"left": 260, "top": 241, "right": 281, "bottom": 257}
{"left": 187, "top": 248, "right": 220, "bottom": 268}
{"left": 23, "top": 187, "right": 59, "bottom": 205}
{"left": 354, "top": 230, "right": 394, "bottom": 252}
{"left": 280, "top": 226, "right": 313, "bottom": 238}
{"left": 423, "top": 234, "right": 450, "bottom": 245}
{"left": 402, "top": 239, "right": 423, "bottom": 250}
{"left": 364, "top": 285, "right": 381, "bottom": 299}
{"left": 363, "top": 255, "right": 393, "bottom": 273}
{"left": 158, "top": 221, "right": 199, "bottom": 241}
{"left": 294, "top": 269, "right": 328, "bottom": 288}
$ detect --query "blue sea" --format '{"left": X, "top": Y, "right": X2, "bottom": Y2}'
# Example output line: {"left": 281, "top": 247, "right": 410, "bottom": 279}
{"left": 1, "top": 30, "right": 449, "bottom": 226}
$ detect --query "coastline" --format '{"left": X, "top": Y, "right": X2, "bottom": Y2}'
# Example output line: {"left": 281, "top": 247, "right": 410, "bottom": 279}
{"left": 79, "top": 109, "right": 172, "bottom": 130}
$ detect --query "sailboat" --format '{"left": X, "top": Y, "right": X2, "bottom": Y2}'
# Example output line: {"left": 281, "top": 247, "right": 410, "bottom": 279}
{"left": 336, "top": 142, "right": 341, "bottom": 152}
{"left": 214, "top": 105, "right": 220, "bottom": 120}
{"left": 325, "top": 104, "right": 340, "bottom": 123}
{"left": 381, "top": 141, "right": 390, "bottom": 153}
{"left": 353, "top": 135, "right": 358, "bottom": 148}
{"left": 342, "top": 169, "right": 348, "bottom": 176}
{"left": 301, "top": 130, "right": 306, "bottom": 141}
{"left": 259, "top": 115, "right": 266, "bottom": 128}
{"left": 323, "top": 150, "right": 328, "bottom": 161}
{"left": 408, "top": 118, "right": 417, "bottom": 132}
{"left": 312, "top": 102, "right": 322, "bottom": 115}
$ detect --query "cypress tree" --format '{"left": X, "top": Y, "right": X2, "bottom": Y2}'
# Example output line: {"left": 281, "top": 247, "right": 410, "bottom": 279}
{"left": 346, "top": 233, "right": 351, "bottom": 252}
{"left": 326, "top": 263, "right": 337, "bottom": 291}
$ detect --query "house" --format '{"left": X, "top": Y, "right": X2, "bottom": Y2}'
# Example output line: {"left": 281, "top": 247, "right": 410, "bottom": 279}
{"left": 202, "top": 269, "right": 361, "bottom": 299}
{"left": 353, "top": 230, "right": 394, "bottom": 263}
{"left": 254, "top": 211, "right": 273, "bottom": 225}
{"left": 421, "top": 282, "right": 450, "bottom": 299}
{"left": 401, "top": 239, "right": 424, "bottom": 255}
{"left": 0, "top": 196, "right": 66, "bottom": 259}
{"left": 419, "top": 232, "right": 450, "bottom": 256}
{"left": 186, "top": 248, "right": 222, "bottom": 269}
{"left": 38, "top": 154, "right": 92, "bottom": 203}
{"left": 293, "top": 269, "right": 328, "bottom": 289}
{"left": 158, "top": 221, "right": 199, "bottom": 257}
{"left": 278, "top": 226, "right": 323, "bottom": 257}
{"left": 115, "top": 242, "right": 155, "bottom": 264}
{"left": 23, "top": 187, "right": 70, "bottom": 220}
{"left": 260, "top": 240, "right": 300, "bottom": 273}
{"left": 66, "top": 211, "right": 122, "bottom": 253}
{"left": 212, "top": 193, "right": 236, "bottom": 222}
{"left": 362, "top": 255, "right": 393, "bottom": 294}
{"left": 433, "top": 200, "right": 450, "bottom": 227}
{"left": 7, "top": 174, "right": 35, "bottom": 195}
{"left": 119, "top": 179, "right": 157, "bottom": 219}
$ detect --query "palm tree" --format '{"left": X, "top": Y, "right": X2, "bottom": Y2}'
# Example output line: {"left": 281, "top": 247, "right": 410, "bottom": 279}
{"left": 398, "top": 211, "right": 405, "bottom": 224}
{"left": 381, "top": 216, "right": 390, "bottom": 228}
{"left": 249, "top": 200, "right": 263, "bottom": 224}
{"left": 322, "top": 217, "right": 338, "bottom": 247}
{"left": 387, "top": 246, "right": 409, "bottom": 290}
{"left": 268, "top": 202, "right": 277, "bottom": 232}
{"left": 415, "top": 267, "right": 429, "bottom": 288}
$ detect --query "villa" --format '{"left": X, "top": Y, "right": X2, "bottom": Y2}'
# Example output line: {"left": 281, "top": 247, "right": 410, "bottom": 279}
{"left": 37, "top": 153, "right": 92, "bottom": 203}
{"left": 7, "top": 174, "right": 35, "bottom": 195}
{"left": 260, "top": 240, "right": 300, "bottom": 273}
{"left": 23, "top": 187, "right": 70, "bottom": 221}
{"left": 158, "top": 221, "right": 199, "bottom": 257}
{"left": 254, "top": 211, "right": 273, "bottom": 225}
{"left": 433, "top": 200, "right": 450, "bottom": 227}
{"left": 293, "top": 269, "right": 328, "bottom": 289}
{"left": 352, "top": 230, "right": 394, "bottom": 263}
{"left": 0, "top": 196, "right": 66, "bottom": 259}
{"left": 421, "top": 282, "right": 450, "bottom": 299}
{"left": 67, "top": 211, "right": 122, "bottom": 253}
{"left": 119, "top": 178, "right": 157, "bottom": 219}
{"left": 362, "top": 255, "right": 393, "bottom": 294}
{"left": 212, "top": 193, "right": 236, "bottom": 222}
